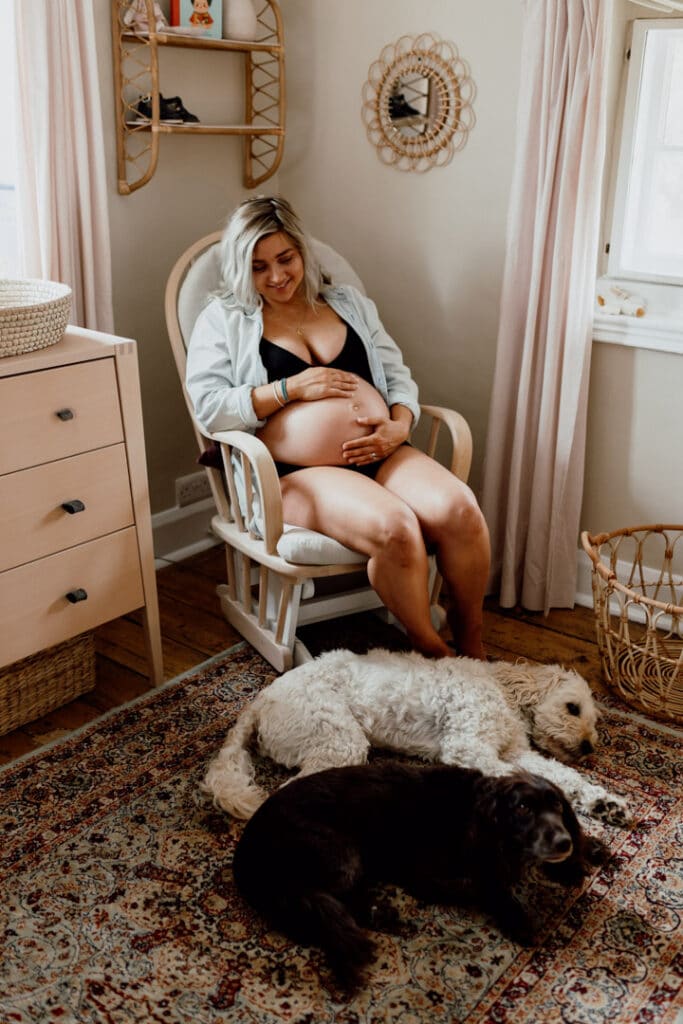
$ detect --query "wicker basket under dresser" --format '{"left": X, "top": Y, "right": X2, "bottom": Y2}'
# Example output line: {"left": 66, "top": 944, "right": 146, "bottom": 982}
{"left": 0, "top": 325, "right": 164, "bottom": 721}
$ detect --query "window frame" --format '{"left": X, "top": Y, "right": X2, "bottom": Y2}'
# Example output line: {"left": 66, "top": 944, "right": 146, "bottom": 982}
{"left": 606, "top": 17, "right": 683, "bottom": 288}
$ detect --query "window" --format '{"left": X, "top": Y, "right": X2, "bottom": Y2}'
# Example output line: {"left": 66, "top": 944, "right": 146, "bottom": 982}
{"left": 0, "top": 1, "right": 18, "bottom": 276}
{"left": 607, "top": 19, "right": 683, "bottom": 286}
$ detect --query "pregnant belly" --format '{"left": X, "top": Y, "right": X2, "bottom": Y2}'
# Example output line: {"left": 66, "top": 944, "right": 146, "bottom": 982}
{"left": 256, "top": 378, "right": 390, "bottom": 466}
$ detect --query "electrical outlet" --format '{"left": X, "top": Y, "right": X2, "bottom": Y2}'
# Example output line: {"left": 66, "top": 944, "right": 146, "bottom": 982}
{"left": 175, "top": 471, "right": 212, "bottom": 507}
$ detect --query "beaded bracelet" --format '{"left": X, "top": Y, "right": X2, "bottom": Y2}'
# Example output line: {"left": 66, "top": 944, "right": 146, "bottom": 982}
{"left": 280, "top": 377, "right": 289, "bottom": 402}
{"left": 272, "top": 380, "right": 286, "bottom": 408}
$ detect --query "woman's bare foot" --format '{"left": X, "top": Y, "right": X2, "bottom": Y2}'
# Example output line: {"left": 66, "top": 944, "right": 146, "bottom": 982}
{"left": 447, "top": 623, "right": 486, "bottom": 661}
{"left": 412, "top": 635, "right": 453, "bottom": 659}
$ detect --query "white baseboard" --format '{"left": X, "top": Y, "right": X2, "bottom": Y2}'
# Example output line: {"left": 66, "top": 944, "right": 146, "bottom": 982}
{"left": 576, "top": 546, "right": 682, "bottom": 631}
{"left": 152, "top": 498, "right": 220, "bottom": 568}
{"left": 575, "top": 548, "right": 596, "bottom": 610}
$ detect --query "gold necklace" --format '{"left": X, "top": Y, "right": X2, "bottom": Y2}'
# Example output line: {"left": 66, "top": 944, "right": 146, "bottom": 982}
{"left": 270, "top": 302, "right": 320, "bottom": 340}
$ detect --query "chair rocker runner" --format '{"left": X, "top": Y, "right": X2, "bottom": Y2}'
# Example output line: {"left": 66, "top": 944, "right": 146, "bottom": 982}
{"left": 165, "top": 231, "right": 473, "bottom": 672}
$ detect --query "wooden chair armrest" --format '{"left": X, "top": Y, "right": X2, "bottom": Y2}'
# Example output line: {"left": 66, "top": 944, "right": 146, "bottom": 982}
{"left": 210, "top": 429, "right": 284, "bottom": 553}
{"left": 419, "top": 404, "right": 473, "bottom": 482}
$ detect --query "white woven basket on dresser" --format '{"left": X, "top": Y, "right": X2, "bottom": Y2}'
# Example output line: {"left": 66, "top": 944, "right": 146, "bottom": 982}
{"left": 0, "top": 278, "right": 72, "bottom": 357}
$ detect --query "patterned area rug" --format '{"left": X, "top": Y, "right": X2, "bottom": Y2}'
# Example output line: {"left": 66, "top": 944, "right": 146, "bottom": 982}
{"left": 1, "top": 642, "right": 682, "bottom": 1024}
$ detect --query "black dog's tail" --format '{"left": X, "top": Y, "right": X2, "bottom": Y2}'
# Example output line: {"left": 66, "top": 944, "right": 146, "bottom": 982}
{"left": 277, "top": 891, "right": 376, "bottom": 990}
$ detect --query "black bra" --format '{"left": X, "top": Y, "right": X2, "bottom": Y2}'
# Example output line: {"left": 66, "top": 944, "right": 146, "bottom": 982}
{"left": 259, "top": 323, "right": 373, "bottom": 385}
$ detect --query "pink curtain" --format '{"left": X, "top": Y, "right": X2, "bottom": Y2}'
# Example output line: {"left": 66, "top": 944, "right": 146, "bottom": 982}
{"left": 14, "top": 0, "right": 114, "bottom": 331}
{"left": 481, "top": 0, "right": 612, "bottom": 612}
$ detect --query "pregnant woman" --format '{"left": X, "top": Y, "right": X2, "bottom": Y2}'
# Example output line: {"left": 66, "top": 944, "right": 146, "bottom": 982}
{"left": 186, "top": 196, "right": 490, "bottom": 659}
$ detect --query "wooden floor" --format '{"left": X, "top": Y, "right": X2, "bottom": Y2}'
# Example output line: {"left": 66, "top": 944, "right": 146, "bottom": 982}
{"left": 0, "top": 544, "right": 606, "bottom": 766}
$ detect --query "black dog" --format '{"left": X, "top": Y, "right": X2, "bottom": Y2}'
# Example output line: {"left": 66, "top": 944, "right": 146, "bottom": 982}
{"left": 232, "top": 762, "right": 607, "bottom": 989}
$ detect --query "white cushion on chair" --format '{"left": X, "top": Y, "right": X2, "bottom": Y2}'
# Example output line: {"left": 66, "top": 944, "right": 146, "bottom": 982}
{"left": 277, "top": 524, "right": 367, "bottom": 565}
{"left": 178, "top": 243, "right": 223, "bottom": 347}
{"left": 311, "top": 239, "right": 366, "bottom": 295}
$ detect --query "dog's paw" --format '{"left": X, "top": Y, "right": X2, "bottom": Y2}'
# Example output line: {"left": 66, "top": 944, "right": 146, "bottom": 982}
{"left": 543, "top": 858, "right": 586, "bottom": 887}
{"left": 495, "top": 898, "right": 537, "bottom": 947}
{"left": 589, "top": 793, "right": 631, "bottom": 827}
{"left": 505, "top": 916, "right": 537, "bottom": 948}
{"left": 584, "top": 835, "right": 611, "bottom": 866}
{"left": 368, "top": 900, "right": 400, "bottom": 931}
{"left": 328, "top": 934, "right": 376, "bottom": 993}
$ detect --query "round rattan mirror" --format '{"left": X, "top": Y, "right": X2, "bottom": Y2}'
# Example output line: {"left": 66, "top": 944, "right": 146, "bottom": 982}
{"left": 361, "top": 33, "right": 476, "bottom": 172}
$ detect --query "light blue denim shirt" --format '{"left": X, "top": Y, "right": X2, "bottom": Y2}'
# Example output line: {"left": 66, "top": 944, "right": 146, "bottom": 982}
{"left": 185, "top": 284, "right": 420, "bottom": 435}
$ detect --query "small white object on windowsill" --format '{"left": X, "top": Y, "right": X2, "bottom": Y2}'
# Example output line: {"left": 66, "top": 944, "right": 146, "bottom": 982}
{"left": 593, "top": 277, "right": 683, "bottom": 353}
{"left": 596, "top": 284, "right": 646, "bottom": 318}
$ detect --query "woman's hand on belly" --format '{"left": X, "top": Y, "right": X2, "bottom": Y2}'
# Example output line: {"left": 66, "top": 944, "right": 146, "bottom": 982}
{"left": 287, "top": 365, "right": 359, "bottom": 402}
{"left": 256, "top": 377, "right": 390, "bottom": 466}
{"left": 341, "top": 410, "right": 411, "bottom": 466}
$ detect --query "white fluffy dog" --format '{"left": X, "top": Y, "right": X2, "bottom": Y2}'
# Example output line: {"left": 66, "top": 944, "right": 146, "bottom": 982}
{"left": 203, "top": 648, "right": 629, "bottom": 825}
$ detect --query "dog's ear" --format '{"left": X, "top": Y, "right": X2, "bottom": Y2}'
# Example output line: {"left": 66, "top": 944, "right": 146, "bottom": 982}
{"left": 476, "top": 773, "right": 528, "bottom": 828}
{"left": 489, "top": 661, "right": 545, "bottom": 706}
{"left": 474, "top": 775, "right": 507, "bottom": 826}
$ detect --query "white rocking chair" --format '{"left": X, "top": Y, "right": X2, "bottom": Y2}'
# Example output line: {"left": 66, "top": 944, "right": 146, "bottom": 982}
{"left": 165, "top": 231, "right": 473, "bottom": 672}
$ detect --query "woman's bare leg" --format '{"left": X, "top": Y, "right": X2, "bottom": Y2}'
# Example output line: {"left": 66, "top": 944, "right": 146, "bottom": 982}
{"left": 280, "top": 467, "right": 451, "bottom": 657}
{"left": 375, "top": 448, "right": 490, "bottom": 660}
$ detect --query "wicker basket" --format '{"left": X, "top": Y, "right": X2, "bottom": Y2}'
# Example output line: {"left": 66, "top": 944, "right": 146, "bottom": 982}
{"left": 581, "top": 525, "right": 683, "bottom": 724}
{"left": 0, "top": 632, "right": 96, "bottom": 736}
{"left": 0, "top": 278, "right": 72, "bottom": 357}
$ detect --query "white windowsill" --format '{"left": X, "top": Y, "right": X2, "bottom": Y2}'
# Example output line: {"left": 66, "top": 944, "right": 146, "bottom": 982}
{"left": 593, "top": 312, "right": 683, "bottom": 354}
{"left": 593, "top": 277, "right": 683, "bottom": 354}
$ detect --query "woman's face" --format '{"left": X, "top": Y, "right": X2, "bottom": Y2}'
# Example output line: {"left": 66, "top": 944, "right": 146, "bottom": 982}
{"left": 251, "top": 232, "right": 305, "bottom": 307}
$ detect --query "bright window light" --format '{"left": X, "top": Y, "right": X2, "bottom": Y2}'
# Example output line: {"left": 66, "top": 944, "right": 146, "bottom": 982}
{"left": 608, "top": 20, "right": 683, "bottom": 285}
{"left": 0, "top": 2, "right": 18, "bottom": 277}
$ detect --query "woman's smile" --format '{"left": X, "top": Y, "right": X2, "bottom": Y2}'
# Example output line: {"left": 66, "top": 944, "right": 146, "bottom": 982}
{"left": 252, "top": 231, "right": 305, "bottom": 306}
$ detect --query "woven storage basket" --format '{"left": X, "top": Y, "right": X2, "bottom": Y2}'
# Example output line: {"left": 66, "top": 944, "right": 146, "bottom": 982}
{"left": 0, "top": 278, "right": 72, "bottom": 357}
{"left": 0, "top": 631, "right": 96, "bottom": 736}
{"left": 581, "top": 525, "right": 683, "bottom": 724}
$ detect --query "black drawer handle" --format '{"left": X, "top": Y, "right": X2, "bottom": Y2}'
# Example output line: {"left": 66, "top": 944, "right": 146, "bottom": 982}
{"left": 55, "top": 408, "right": 74, "bottom": 421}
{"left": 66, "top": 588, "right": 88, "bottom": 603}
{"left": 61, "top": 499, "right": 86, "bottom": 515}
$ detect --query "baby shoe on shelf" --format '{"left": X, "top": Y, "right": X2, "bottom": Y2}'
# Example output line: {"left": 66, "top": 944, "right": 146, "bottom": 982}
{"left": 130, "top": 94, "right": 200, "bottom": 124}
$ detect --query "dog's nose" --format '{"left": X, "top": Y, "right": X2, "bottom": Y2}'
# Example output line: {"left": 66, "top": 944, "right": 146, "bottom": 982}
{"left": 580, "top": 740, "right": 594, "bottom": 757}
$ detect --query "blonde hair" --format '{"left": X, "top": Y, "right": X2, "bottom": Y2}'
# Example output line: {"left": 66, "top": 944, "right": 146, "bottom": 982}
{"left": 217, "top": 196, "right": 324, "bottom": 311}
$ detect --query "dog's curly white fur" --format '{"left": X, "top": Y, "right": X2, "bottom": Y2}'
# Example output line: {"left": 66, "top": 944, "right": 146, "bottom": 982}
{"left": 203, "top": 649, "right": 629, "bottom": 825}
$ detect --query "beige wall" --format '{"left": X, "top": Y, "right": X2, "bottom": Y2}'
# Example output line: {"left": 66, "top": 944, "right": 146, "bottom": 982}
{"left": 582, "top": 343, "right": 683, "bottom": 538}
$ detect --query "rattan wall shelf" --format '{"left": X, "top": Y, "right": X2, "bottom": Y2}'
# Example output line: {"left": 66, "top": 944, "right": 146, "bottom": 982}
{"left": 111, "top": 0, "right": 285, "bottom": 193}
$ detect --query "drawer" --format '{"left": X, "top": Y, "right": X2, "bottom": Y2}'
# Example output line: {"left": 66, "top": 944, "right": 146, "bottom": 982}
{"left": 0, "top": 359, "right": 124, "bottom": 475}
{"left": 0, "top": 445, "right": 135, "bottom": 572}
{"left": 0, "top": 528, "right": 144, "bottom": 668}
